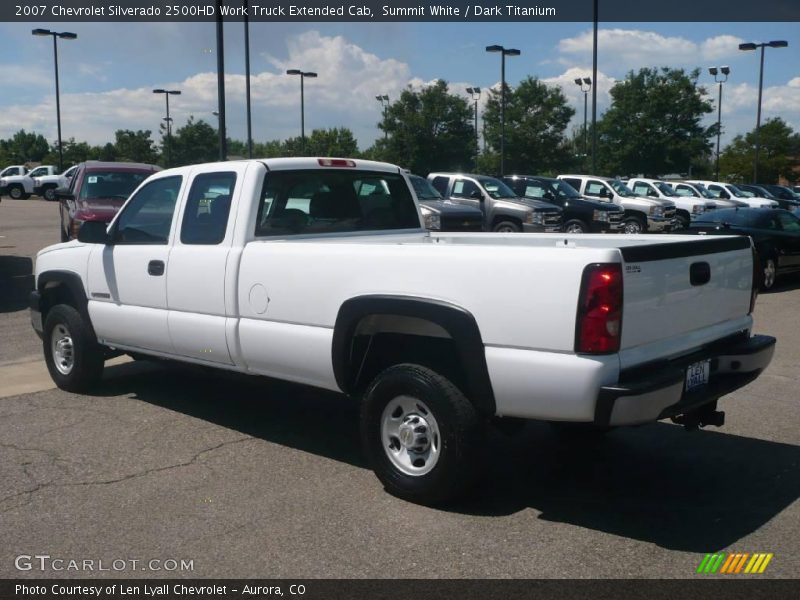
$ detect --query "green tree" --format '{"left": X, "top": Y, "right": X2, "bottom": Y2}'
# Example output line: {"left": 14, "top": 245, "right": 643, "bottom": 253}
{"left": 0, "top": 130, "right": 51, "bottom": 163}
{"left": 113, "top": 129, "right": 158, "bottom": 163}
{"left": 375, "top": 80, "right": 474, "bottom": 175}
{"left": 596, "top": 67, "right": 714, "bottom": 176}
{"left": 168, "top": 117, "right": 218, "bottom": 166}
{"left": 719, "top": 118, "right": 800, "bottom": 184}
{"left": 481, "top": 77, "right": 575, "bottom": 174}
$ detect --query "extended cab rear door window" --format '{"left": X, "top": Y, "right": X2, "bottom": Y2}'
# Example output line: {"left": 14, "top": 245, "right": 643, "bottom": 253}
{"left": 180, "top": 172, "right": 236, "bottom": 244}
{"left": 112, "top": 176, "right": 182, "bottom": 244}
{"left": 585, "top": 180, "right": 607, "bottom": 197}
{"left": 452, "top": 179, "right": 480, "bottom": 198}
{"left": 255, "top": 169, "right": 419, "bottom": 236}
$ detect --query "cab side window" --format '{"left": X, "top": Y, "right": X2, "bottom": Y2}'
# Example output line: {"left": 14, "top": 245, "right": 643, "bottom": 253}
{"left": 180, "top": 172, "right": 236, "bottom": 245}
{"left": 585, "top": 181, "right": 606, "bottom": 197}
{"left": 632, "top": 183, "right": 654, "bottom": 197}
{"left": 524, "top": 181, "right": 548, "bottom": 199}
{"left": 675, "top": 184, "right": 695, "bottom": 196}
{"left": 452, "top": 179, "right": 480, "bottom": 198}
{"left": 113, "top": 176, "right": 182, "bottom": 245}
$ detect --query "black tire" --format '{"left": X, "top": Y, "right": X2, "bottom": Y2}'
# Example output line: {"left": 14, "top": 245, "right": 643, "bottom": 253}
{"left": 43, "top": 186, "right": 57, "bottom": 201}
{"left": 761, "top": 256, "right": 777, "bottom": 290}
{"left": 674, "top": 214, "right": 690, "bottom": 231}
{"left": 360, "top": 364, "right": 486, "bottom": 506}
{"left": 492, "top": 220, "right": 521, "bottom": 233}
{"left": 8, "top": 185, "right": 25, "bottom": 200}
{"left": 43, "top": 304, "right": 104, "bottom": 392}
{"left": 623, "top": 216, "right": 645, "bottom": 234}
{"left": 563, "top": 219, "right": 588, "bottom": 234}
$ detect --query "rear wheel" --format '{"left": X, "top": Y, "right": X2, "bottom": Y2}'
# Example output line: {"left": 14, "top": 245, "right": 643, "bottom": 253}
{"left": 43, "top": 304, "right": 104, "bottom": 392}
{"left": 492, "top": 220, "right": 521, "bottom": 233}
{"left": 564, "top": 219, "right": 588, "bottom": 234}
{"left": 762, "top": 257, "right": 777, "bottom": 290}
{"left": 623, "top": 216, "right": 644, "bottom": 234}
{"left": 360, "top": 364, "right": 485, "bottom": 506}
{"left": 9, "top": 185, "right": 27, "bottom": 200}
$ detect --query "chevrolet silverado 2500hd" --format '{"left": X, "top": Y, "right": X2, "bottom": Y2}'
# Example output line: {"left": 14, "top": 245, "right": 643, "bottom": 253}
{"left": 30, "top": 157, "right": 776, "bottom": 505}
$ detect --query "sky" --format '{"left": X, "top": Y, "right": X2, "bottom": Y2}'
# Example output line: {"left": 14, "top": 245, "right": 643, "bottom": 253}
{"left": 0, "top": 21, "right": 798, "bottom": 155}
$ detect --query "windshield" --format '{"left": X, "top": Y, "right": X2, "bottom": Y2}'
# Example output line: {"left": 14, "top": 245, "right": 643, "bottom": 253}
{"left": 727, "top": 184, "right": 749, "bottom": 198}
{"left": 478, "top": 177, "right": 517, "bottom": 199}
{"left": 80, "top": 171, "right": 150, "bottom": 200}
{"left": 408, "top": 175, "right": 443, "bottom": 200}
{"left": 655, "top": 181, "right": 678, "bottom": 196}
{"left": 610, "top": 180, "right": 637, "bottom": 197}
{"left": 691, "top": 183, "right": 716, "bottom": 199}
{"left": 553, "top": 180, "right": 582, "bottom": 199}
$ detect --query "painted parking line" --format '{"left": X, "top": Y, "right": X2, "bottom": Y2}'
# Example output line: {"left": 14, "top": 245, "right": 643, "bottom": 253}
{"left": 0, "top": 355, "right": 132, "bottom": 399}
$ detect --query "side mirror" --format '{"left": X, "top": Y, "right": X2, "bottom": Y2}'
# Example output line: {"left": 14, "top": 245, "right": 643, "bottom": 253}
{"left": 720, "top": 191, "right": 730, "bottom": 199}
{"left": 470, "top": 190, "right": 483, "bottom": 200}
{"left": 599, "top": 187, "right": 611, "bottom": 199}
{"left": 544, "top": 191, "right": 556, "bottom": 202}
{"left": 77, "top": 220, "right": 111, "bottom": 244}
{"left": 55, "top": 188, "right": 74, "bottom": 200}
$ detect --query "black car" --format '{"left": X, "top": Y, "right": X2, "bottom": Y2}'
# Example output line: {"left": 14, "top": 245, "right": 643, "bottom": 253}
{"left": 737, "top": 183, "right": 800, "bottom": 212}
{"left": 503, "top": 175, "right": 624, "bottom": 233}
{"left": 688, "top": 207, "right": 800, "bottom": 289}
{"left": 758, "top": 184, "right": 800, "bottom": 209}
{"left": 407, "top": 174, "right": 484, "bottom": 232}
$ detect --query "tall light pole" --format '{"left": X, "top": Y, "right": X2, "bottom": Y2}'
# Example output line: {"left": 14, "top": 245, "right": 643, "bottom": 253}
{"left": 708, "top": 66, "right": 730, "bottom": 181}
{"left": 286, "top": 69, "right": 317, "bottom": 152}
{"left": 739, "top": 40, "right": 788, "bottom": 183}
{"left": 243, "top": 0, "right": 253, "bottom": 158}
{"left": 152, "top": 89, "right": 181, "bottom": 167}
{"left": 591, "top": 0, "right": 598, "bottom": 173}
{"left": 32, "top": 29, "right": 77, "bottom": 172}
{"left": 215, "top": 0, "right": 227, "bottom": 161}
{"left": 466, "top": 87, "right": 481, "bottom": 172}
{"left": 485, "top": 45, "right": 520, "bottom": 176}
{"left": 574, "top": 77, "right": 592, "bottom": 161}
{"left": 375, "top": 95, "right": 389, "bottom": 141}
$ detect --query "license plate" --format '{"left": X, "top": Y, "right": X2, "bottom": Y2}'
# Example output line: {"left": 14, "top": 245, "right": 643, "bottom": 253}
{"left": 685, "top": 360, "right": 710, "bottom": 392}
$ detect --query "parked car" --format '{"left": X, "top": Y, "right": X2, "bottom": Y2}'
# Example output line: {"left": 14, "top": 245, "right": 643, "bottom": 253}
{"left": 502, "top": 174, "right": 623, "bottom": 233}
{"left": 407, "top": 174, "right": 484, "bottom": 232}
{"left": 558, "top": 174, "right": 676, "bottom": 234}
{"left": 665, "top": 181, "right": 745, "bottom": 209}
{"left": 428, "top": 172, "right": 562, "bottom": 233}
{"left": 627, "top": 177, "right": 715, "bottom": 230}
{"left": 688, "top": 207, "right": 800, "bottom": 289}
{"left": 30, "top": 156, "right": 775, "bottom": 505}
{"left": 688, "top": 180, "right": 778, "bottom": 208}
{"left": 760, "top": 184, "right": 800, "bottom": 202}
{"left": 34, "top": 165, "right": 77, "bottom": 201}
{"left": 739, "top": 184, "right": 800, "bottom": 212}
{"left": 1, "top": 165, "right": 58, "bottom": 200}
{"left": 57, "top": 161, "right": 161, "bottom": 241}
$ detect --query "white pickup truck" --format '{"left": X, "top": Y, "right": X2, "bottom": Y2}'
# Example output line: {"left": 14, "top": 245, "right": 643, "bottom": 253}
{"left": 30, "top": 158, "right": 776, "bottom": 505}
{"left": 0, "top": 165, "right": 58, "bottom": 199}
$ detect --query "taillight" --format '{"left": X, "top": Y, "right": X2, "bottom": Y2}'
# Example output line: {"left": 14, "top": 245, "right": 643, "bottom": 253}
{"left": 575, "top": 263, "right": 623, "bottom": 354}
{"left": 318, "top": 158, "right": 356, "bottom": 168}
{"left": 749, "top": 244, "right": 759, "bottom": 314}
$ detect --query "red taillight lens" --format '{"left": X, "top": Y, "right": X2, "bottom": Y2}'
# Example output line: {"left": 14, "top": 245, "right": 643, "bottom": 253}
{"left": 318, "top": 158, "right": 356, "bottom": 168}
{"left": 575, "top": 263, "right": 623, "bottom": 354}
{"left": 750, "top": 245, "right": 759, "bottom": 314}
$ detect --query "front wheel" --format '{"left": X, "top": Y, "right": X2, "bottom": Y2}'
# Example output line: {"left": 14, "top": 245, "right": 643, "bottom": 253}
{"left": 492, "top": 220, "right": 521, "bottom": 233}
{"left": 673, "top": 214, "right": 690, "bottom": 231}
{"left": 623, "top": 216, "right": 644, "bottom": 234}
{"left": 762, "top": 257, "right": 777, "bottom": 290}
{"left": 360, "top": 364, "right": 485, "bottom": 506}
{"left": 564, "top": 219, "right": 588, "bottom": 234}
{"left": 43, "top": 304, "right": 105, "bottom": 392}
{"left": 43, "top": 186, "right": 57, "bottom": 201}
{"left": 9, "top": 185, "right": 26, "bottom": 200}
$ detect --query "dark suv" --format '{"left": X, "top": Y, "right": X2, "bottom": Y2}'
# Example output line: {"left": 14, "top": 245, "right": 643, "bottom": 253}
{"left": 58, "top": 161, "right": 161, "bottom": 241}
{"left": 503, "top": 175, "right": 624, "bottom": 233}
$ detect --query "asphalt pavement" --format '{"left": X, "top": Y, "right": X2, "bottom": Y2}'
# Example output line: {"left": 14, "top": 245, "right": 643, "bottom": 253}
{"left": 1, "top": 197, "right": 799, "bottom": 578}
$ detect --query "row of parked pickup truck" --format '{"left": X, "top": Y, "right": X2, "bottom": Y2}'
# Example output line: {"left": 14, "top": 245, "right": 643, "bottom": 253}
{"left": 0, "top": 163, "right": 77, "bottom": 201}
{"left": 30, "top": 156, "right": 777, "bottom": 505}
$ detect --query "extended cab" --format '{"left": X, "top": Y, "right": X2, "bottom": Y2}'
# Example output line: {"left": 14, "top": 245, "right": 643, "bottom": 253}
{"left": 627, "top": 177, "right": 715, "bottom": 230}
{"left": 428, "top": 172, "right": 562, "bottom": 233}
{"left": 559, "top": 175, "right": 676, "bottom": 234}
{"left": 30, "top": 157, "right": 776, "bottom": 505}
{"left": 503, "top": 175, "right": 624, "bottom": 233}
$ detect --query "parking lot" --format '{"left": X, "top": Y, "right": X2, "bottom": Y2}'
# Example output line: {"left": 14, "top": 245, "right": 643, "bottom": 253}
{"left": 1, "top": 196, "right": 799, "bottom": 579}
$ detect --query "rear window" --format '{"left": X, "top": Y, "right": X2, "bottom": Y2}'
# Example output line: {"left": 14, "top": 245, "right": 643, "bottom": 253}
{"left": 80, "top": 170, "right": 151, "bottom": 200}
{"left": 255, "top": 169, "right": 420, "bottom": 236}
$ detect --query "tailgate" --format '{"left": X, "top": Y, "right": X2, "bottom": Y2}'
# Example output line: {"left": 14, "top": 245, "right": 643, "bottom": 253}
{"left": 619, "top": 236, "right": 753, "bottom": 353}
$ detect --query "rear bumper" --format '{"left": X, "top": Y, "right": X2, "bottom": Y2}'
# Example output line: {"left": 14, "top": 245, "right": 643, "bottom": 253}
{"left": 595, "top": 334, "right": 776, "bottom": 426}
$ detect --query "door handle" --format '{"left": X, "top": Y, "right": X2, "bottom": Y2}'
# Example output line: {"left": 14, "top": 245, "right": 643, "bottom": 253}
{"left": 148, "top": 260, "right": 165, "bottom": 276}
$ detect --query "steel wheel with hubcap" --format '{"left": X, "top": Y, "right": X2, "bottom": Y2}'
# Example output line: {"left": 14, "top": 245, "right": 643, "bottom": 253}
{"left": 44, "top": 186, "right": 57, "bottom": 201}
{"left": 762, "top": 258, "right": 777, "bottom": 290}
{"left": 564, "top": 220, "right": 587, "bottom": 234}
{"left": 361, "top": 363, "right": 485, "bottom": 505}
{"left": 51, "top": 323, "right": 75, "bottom": 376}
{"left": 623, "top": 217, "right": 644, "bottom": 234}
{"left": 492, "top": 220, "right": 521, "bottom": 233}
{"left": 9, "top": 185, "right": 24, "bottom": 200}
{"left": 43, "top": 304, "right": 105, "bottom": 392}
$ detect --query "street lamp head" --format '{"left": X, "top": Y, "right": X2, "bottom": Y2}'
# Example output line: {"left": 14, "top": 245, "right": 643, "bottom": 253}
{"left": 768, "top": 40, "right": 788, "bottom": 48}
{"left": 720, "top": 66, "right": 730, "bottom": 75}
{"left": 152, "top": 88, "right": 166, "bottom": 94}
{"left": 58, "top": 32, "right": 77, "bottom": 40}
{"left": 473, "top": 87, "right": 481, "bottom": 94}
{"left": 466, "top": 87, "right": 474, "bottom": 94}
{"left": 286, "top": 69, "right": 301, "bottom": 75}
{"left": 31, "top": 28, "right": 52, "bottom": 36}
{"left": 583, "top": 77, "right": 592, "bottom": 85}
{"left": 485, "top": 45, "right": 503, "bottom": 53}
{"left": 304, "top": 72, "right": 318, "bottom": 78}
{"left": 573, "top": 78, "right": 582, "bottom": 85}
{"left": 504, "top": 48, "right": 521, "bottom": 57}
{"left": 167, "top": 90, "right": 182, "bottom": 95}
{"left": 708, "top": 67, "right": 718, "bottom": 76}
{"left": 738, "top": 42, "right": 757, "bottom": 51}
